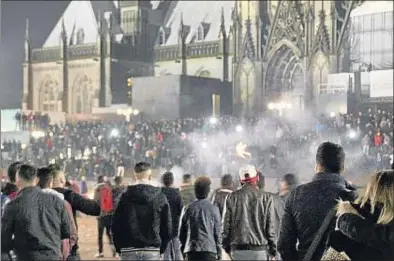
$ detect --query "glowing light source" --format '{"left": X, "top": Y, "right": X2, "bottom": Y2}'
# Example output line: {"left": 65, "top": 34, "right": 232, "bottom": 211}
{"left": 201, "top": 142, "right": 208, "bottom": 148}
{"left": 31, "top": 131, "right": 45, "bottom": 139}
{"left": 236, "top": 142, "right": 251, "bottom": 159}
{"left": 236, "top": 125, "right": 243, "bottom": 133}
{"left": 330, "top": 112, "right": 336, "bottom": 118}
{"left": 348, "top": 130, "right": 357, "bottom": 139}
{"left": 209, "top": 117, "right": 218, "bottom": 125}
{"left": 110, "top": 129, "right": 119, "bottom": 137}
{"left": 21, "top": 143, "right": 27, "bottom": 150}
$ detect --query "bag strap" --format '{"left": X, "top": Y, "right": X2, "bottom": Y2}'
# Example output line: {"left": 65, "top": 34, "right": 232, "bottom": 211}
{"left": 304, "top": 207, "right": 337, "bottom": 261}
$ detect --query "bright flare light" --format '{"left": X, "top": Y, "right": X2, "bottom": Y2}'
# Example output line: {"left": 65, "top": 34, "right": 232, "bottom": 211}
{"left": 267, "top": 103, "right": 275, "bottom": 110}
{"left": 201, "top": 142, "right": 208, "bottom": 148}
{"left": 209, "top": 117, "right": 218, "bottom": 125}
{"left": 31, "top": 131, "right": 45, "bottom": 139}
{"left": 330, "top": 112, "right": 336, "bottom": 118}
{"left": 348, "top": 130, "right": 357, "bottom": 139}
{"left": 236, "top": 125, "right": 243, "bottom": 133}
{"left": 110, "top": 129, "right": 119, "bottom": 137}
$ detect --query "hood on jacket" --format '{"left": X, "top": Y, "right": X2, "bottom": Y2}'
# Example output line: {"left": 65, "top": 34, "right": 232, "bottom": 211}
{"left": 1, "top": 183, "right": 18, "bottom": 196}
{"left": 124, "top": 184, "right": 162, "bottom": 204}
{"left": 41, "top": 188, "right": 65, "bottom": 200}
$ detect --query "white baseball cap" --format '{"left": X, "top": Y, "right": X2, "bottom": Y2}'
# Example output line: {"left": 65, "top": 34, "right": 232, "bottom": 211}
{"left": 238, "top": 165, "right": 257, "bottom": 180}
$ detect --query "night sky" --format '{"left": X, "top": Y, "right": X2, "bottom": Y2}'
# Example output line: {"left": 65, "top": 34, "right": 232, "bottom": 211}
{"left": 0, "top": 1, "right": 70, "bottom": 109}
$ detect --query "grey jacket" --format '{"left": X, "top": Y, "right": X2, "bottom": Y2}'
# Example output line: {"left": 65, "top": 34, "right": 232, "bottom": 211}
{"left": 179, "top": 199, "right": 222, "bottom": 258}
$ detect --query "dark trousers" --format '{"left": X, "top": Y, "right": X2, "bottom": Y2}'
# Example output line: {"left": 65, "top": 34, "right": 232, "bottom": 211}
{"left": 97, "top": 215, "right": 113, "bottom": 253}
{"left": 186, "top": 251, "right": 217, "bottom": 261}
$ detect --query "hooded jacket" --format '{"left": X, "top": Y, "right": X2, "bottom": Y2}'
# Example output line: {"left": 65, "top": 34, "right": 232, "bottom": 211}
{"left": 41, "top": 188, "right": 78, "bottom": 261}
{"left": 112, "top": 183, "right": 172, "bottom": 254}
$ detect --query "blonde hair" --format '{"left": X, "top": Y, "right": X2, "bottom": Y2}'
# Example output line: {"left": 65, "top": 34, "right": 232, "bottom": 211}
{"left": 355, "top": 170, "right": 394, "bottom": 225}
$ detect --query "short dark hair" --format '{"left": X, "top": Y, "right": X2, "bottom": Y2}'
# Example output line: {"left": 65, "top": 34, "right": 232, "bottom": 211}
{"left": 37, "top": 167, "right": 53, "bottom": 189}
{"left": 162, "top": 172, "right": 174, "bottom": 187}
{"left": 134, "top": 162, "right": 151, "bottom": 173}
{"left": 97, "top": 175, "right": 105, "bottom": 184}
{"left": 194, "top": 176, "right": 211, "bottom": 199}
{"left": 17, "top": 164, "right": 37, "bottom": 182}
{"left": 114, "top": 176, "right": 123, "bottom": 186}
{"left": 221, "top": 174, "right": 233, "bottom": 187}
{"left": 281, "top": 173, "right": 299, "bottom": 187}
{"left": 316, "top": 142, "right": 345, "bottom": 173}
{"left": 182, "top": 174, "right": 192, "bottom": 183}
{"left": 8, "top": 161, "right": 22, "bottom": 183}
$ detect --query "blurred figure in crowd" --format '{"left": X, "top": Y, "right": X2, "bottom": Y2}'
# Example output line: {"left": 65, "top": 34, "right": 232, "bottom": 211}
{"left": 180, "top": 173, "right": 195, "bottom": 206}
{"left": 94, "top": 175, "right": 115, "bottom": 258}
{"left": 222, "top": 165, "right": 277, "bottom": 260}
{"left": 112, "top": 162, "right": 172, "bottom": 260}
{"left": 272, "top": 173, "right": 300, "bottom": 242}
{"left": 80, "top": 176, "right": 88, "bottom": 196}
{"left": 278, "top": 142, "right": 357, "bottom": 261}
{"left": 1, "top": 162, "right": 21, "bottom": 200}
{"left": 51, "top": 163, "right": 101, "bottom": 261}
{"left": 332, "top": 170, "right": 394, "bottom": 260}
{"left": 179, "top": 176, "right": 222, "bottom": 261}
{"left": 209, "top": 173, "right": 234, "bottom": 217}
{"left": 161, "top": 172, "right": 183, "bottom": 261}
{"left": 37, "top": 167, "right": 78, "bottom": 261}
{"left": 112, "top": 176, "right": 126, "bottom": 209}
{"left": 1, "top": 164, "right": 70, "bottom": 261}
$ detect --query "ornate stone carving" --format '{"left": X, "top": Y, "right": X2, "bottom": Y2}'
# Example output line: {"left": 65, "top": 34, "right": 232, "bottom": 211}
{"left": 312, "top": 10, "right": 331, "bottom": 56}
{"left": 71, "top": 74, "right": 95, "bottom": 113}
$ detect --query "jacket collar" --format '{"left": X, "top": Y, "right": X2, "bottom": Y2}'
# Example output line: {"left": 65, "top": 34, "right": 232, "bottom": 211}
{"left": 217, "top": 188, "right": 233, "bottom": 193}
{"left": 17, "top": 186, "right": 40, "bottom": 196}
{"left": 312, "top": 172, "right": 345, "bottom": 185}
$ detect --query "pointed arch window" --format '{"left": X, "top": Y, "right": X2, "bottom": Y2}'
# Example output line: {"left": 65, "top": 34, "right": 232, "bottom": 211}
{"left": 197, "top": 24, "right": 204, "bottom": 41}
{"left": 158, "top": 28, "right": 165, "bottom": 45}
{"left": 76, "top": 28, "right": 85, "bottom": 45}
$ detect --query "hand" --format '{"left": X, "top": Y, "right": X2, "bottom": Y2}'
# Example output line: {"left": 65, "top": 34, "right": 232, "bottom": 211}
{"left": 270, "top": 256, "right": 276, "bottom": 260}
{"left": 336, "top": 201, "right": 360, "bottom": 217}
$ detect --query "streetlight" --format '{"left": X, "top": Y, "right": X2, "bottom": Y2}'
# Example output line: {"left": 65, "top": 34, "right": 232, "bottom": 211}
{"left": 117, "top": 107, "right": 139, "bottom": 121}
{"left": 267, "top": 102, "right": 292, "bottom": 116}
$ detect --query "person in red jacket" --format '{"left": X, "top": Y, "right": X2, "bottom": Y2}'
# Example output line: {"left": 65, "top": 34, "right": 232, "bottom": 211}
{"left": 374, "top": 131, "right": 383, "bottom": 147}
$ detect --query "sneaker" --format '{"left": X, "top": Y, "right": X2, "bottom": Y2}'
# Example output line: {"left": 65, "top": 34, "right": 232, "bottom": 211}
{"left": 95, "top": 253, "right": 104, "bottom": 258}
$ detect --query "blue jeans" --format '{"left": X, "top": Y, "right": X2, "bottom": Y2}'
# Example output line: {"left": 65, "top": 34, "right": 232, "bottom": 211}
{"left": 231, "top": 250, "right": 268, "bottom": 260}
{"left": 164, "top": 238, "right": 182, "bottom": 261}
{"left": 120, "top": 248, "right": 161, "bottom": 261}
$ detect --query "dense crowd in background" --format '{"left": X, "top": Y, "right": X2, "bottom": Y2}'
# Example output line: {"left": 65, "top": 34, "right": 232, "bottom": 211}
{"left": 1, "top": 141, "right": 394, "bottom": 261}
{"left": 2, "top": 108, "right": 393, "bottom": 181}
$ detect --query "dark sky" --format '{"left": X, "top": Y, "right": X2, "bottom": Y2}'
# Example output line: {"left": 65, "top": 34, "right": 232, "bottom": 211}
{"left": 0, "top": 1, "right": 70, "bottom": 109}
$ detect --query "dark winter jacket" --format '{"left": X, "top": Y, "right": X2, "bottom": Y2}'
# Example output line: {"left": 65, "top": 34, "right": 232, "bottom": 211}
{"left": 112, "top": 184, "right": 172, "bottom": 254}
{"left": 1, "top": 183, "right": 18, "bottom": 197}
{"left": 277, "top": 172, "right": 357, "bottom": 261}
{"left": 1, "top": 186, "right": 71, "bottom": 261}
{"left": 161, "top": 187, "right": 183, "bottom": 238}
{"left": 331, "top": 202, "right": 394, "bottom": 260}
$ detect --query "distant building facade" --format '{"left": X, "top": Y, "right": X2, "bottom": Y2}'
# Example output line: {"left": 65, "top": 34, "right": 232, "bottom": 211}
{"left": 23, "top": 0, "right": 363, "bottom": 117}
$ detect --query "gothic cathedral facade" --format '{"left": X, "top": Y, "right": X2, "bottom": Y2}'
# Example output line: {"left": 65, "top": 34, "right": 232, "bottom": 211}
{"left": 23, "top": 0, "right": 362, "bottom": 116}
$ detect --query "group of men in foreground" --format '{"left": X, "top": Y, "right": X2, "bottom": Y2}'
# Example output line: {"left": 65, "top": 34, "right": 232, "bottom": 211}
{"left": 2, "top": 141, "right": 393, "bottom": 261}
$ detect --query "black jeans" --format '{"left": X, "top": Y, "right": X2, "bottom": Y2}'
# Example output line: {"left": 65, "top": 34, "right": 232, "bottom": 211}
{"left": 97, "top": 215, "right": 113, "bottom": 253}
{"left": 186, "top": 251, "right": 217, "bottom": 261}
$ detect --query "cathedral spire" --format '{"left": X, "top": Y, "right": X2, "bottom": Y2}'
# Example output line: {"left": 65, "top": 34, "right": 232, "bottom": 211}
{"left": 25, "top": 18, "right": 30, "bottom": 41}
{"left": 61, "top": 16, "right": 67, "bottom": 40}
{"left": 220, "top": 7, "right": 225, "bottom": 31}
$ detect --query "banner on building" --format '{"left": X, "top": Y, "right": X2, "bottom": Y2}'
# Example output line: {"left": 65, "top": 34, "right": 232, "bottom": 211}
{"left": 369, "top": 70, "right": 394, "bottom": 98}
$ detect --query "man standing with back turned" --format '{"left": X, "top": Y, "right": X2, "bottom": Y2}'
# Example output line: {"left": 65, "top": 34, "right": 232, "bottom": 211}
{"left": 278, "top": 142, "right": 357, "bottom": 261}
{"left": 112, "top": 162, "right": 172, "bottom": 260}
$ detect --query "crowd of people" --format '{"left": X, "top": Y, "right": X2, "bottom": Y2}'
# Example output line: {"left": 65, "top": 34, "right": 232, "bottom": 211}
{"left": 1, "top": 141, "right": 393, "bottom": 261}
{"left": 2, "top": 108, "right": 393, "bottom": 180}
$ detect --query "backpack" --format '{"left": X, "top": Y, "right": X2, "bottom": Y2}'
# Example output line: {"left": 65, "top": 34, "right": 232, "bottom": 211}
{"left": 100, "top": 184, "right": 114, "bottom": 213}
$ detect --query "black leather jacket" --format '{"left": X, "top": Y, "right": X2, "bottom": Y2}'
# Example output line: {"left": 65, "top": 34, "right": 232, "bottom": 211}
{"left": 209, "top": 188, "right": 232, "bottom": 217}
{"left": 222, "top": 183, "right": 277, "bottom": 256}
